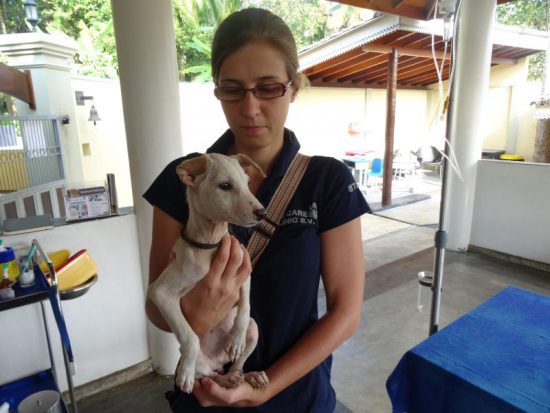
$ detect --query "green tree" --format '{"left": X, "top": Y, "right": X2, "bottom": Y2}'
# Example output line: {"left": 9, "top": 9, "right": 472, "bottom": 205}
{"left": 497, "top": 0, "right": 548, "bottom": 80}
{"left": 0, "top": 0, "right": 28, "bottom": 33}
{"left": 0, "top": 0, "right": 368, "bottom": 81}
{"left": 251, "top": 0, "right": 330, "bottom": 49}
{"left": 173, "top": 0, "right": 368, "bottom": 82}
{"left": 40, "top": 0, "right": 117, "bottom": 77}
{"left": 173, "top": 0, "right": 243, "bottom": 81}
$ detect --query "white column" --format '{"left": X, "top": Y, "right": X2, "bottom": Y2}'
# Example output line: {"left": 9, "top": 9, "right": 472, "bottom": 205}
{"left": 443, "top": 0, "right": 496, "bottom": 250}
{"left": 111, "top": 0, "right": 183, "bottom": 374}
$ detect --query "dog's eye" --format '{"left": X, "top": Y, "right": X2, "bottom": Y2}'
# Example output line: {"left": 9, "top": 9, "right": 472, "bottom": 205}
{"left": 218, "top": 182, "right": 232, "bottom": 191}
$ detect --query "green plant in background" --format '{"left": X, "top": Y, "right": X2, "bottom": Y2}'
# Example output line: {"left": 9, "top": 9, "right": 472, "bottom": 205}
{"left": 0, "top": 0, "right": 547, "bottom": 82}
{"left": 173, "top": 0, "right": 243, "bottom": 81}
{"left": 173, "top": 0, "right": 369, "bottom": 82}
{"left": 497, "top": 0, "right": 548, "bottom": 81}
{"left": 0, "top": 0, "right": 28, "bottom": 33}
{"left": 39, "top": 0, "right": 118, "bottom": 76}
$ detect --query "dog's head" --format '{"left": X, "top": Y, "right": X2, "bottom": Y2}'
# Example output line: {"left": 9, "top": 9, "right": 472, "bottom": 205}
{"left": 176, "top": 153, "right": 266, "bottom": 227}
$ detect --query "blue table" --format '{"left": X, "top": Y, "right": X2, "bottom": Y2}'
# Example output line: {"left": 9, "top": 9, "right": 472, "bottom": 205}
{"left": 386, "top": 286, "right": 550, "bottom": 413}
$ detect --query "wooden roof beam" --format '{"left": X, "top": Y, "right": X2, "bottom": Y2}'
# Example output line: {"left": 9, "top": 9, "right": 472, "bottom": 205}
{"left": 0, "top": 63, "right": 36, "bottom": 110}
{"left": 363, "top": 45, "right": 517, "bottom": 65}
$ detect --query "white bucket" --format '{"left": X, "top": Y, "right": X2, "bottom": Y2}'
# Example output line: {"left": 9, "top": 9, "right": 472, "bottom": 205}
{"left": 18, "top": 390, "right": 62, "bottom": 413}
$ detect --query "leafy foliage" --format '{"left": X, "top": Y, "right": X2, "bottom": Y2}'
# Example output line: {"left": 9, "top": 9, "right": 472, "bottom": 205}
{"left": 40, "top": 0, "right": 118, "bottom": 77}
{"left": 0, "top": 0, "right": 29, "bottom": 33}
{"left": 173, "top": 0, "right": 243, "bottom": 81}
{"left": 497, "top": 0, "right": 548, "bottom": 81}
{"left": 2, "top": 0, "right": 545, "bottom": 83}
{"left": 173, "top": 0, "right": 369, "bottom": 82}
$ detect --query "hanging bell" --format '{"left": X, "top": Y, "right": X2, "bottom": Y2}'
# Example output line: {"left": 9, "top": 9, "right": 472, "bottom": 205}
{"left": 88, "top": 105, "right": 101, "bottom": 125}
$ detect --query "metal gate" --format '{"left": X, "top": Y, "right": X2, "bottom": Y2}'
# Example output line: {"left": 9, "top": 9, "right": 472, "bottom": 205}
{"left": 0, "top": 115, "right": 66, "bottom": 193}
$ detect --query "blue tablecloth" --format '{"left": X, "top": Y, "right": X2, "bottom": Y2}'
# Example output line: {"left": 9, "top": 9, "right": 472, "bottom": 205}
{"left": 386, "top": 286, "right": 550, "bottom": 413}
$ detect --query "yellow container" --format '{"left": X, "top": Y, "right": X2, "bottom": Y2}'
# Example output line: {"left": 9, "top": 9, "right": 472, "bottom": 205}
{"left": 39, "top": 249, "right": 70, "bottom": 274}
{"left": 56, "top": 250, "right": 98, "bottom": 291}
{"left": 499, "top": 154, "right": 524, "bottom": 161}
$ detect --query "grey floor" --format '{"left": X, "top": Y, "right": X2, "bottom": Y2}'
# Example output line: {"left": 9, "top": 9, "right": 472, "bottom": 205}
{"left": 77, "top": 173, "right": 550, "bottom": 413}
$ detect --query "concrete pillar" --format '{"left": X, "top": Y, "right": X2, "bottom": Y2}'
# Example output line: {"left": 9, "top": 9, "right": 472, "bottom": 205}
{"left": 0, "top": 33, "right": 84, "bottom": 183}
{"left": 111, "top": 0, "right": 183, "bottom": 374}
{"left": 443, "top": 0, "right": 496, "bottom": 250}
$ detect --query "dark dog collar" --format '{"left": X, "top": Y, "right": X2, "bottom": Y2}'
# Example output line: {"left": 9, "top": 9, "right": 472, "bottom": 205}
{"left": 181, "top": 229, "right": 222, "bottom": 250}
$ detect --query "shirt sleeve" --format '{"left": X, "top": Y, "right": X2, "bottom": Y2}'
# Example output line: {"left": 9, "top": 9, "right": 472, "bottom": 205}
{"left": 316, "top": 157, "right": 371, "bottom": 232}
{"left": 142, "top": 154, "right": 201, "bottom": 225}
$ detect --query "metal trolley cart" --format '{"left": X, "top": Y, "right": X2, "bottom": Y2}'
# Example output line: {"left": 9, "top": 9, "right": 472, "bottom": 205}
{"left": 0, "top": 239, "right": 85, "bottom": 413}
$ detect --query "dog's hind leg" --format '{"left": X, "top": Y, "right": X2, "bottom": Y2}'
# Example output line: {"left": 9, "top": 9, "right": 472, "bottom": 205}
{"left": 228, "top": 318, "right": 269, "bottom": 389}
{"left": 148, "top": 267, "right": 200, "bottom": 394}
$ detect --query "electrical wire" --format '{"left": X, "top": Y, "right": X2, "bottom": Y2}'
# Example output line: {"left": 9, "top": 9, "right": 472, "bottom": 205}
{"left": 428, "top": 0, "right": 464, "bottom": 182}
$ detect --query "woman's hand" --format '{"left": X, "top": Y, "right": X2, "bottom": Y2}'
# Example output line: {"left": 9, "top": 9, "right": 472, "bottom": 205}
{"left": 193, "top": 377, "right": 268, "bottom": 407}
{"left": 181, "top": 234, "right": 252, "bottom": 336}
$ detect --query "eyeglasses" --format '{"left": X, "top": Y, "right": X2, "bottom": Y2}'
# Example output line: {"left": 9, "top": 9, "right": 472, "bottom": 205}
{"left": 214, "top": 81, "right": 292, "bottom": 102}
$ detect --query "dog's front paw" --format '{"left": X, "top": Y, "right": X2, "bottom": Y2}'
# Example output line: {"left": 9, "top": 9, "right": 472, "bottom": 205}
{"left": 225, "top": 331, "right": 246, "bottom": 361}
{"left": 176, "top": 360, "right": 196, "bottom": 393}
{"left": 244, "top": 371, "right": 269, "bottom": 389}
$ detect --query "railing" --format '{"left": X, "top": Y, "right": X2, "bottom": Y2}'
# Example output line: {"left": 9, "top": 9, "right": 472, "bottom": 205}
{"left": 0, "top": 115, "right": 66, "bottom": 193}
{"left": 0, "top": 179, "right": 66, "bottom": 221}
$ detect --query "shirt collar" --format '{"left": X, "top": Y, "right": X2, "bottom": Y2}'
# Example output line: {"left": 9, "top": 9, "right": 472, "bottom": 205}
{"left": 206, "top": 128, "right": 301, "bottom": 179}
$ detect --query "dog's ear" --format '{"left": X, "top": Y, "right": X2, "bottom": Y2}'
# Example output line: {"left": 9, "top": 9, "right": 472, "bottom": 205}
{"left": 234, "top": 154, "right": 267, "bottom": 179}
{"left": 176, "top": 156, "right": 208, "bottom": 187}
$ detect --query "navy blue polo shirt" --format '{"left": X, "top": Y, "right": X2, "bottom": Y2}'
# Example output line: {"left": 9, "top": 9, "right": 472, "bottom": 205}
{"left": 144, "top": 129, "right": 370, "bottom": 413}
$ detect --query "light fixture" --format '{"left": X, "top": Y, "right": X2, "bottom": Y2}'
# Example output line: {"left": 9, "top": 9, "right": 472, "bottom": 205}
{"left": 75, "top": 91, "right": 94, "bottom": 105}
{"left": 23, "top": 0, "right": 39, "bottom": 32}
{"left": 75, "top": 91, "right": 101, "bottom": 125}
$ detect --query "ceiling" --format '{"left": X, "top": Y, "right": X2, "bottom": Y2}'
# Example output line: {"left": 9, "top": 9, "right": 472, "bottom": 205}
{"left": 330, "top": 0, "right": 515, "bottom": 21}
{"left": 299, "top": 13, "right": 547, "bottom": 89}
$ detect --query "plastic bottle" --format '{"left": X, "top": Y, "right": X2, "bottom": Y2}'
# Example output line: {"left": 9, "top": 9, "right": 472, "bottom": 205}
{"left": 0, "top": 263, "right": 15, "bottom": 299}
{"left": 0, "top": 240, "right": 20, "bottom": 282}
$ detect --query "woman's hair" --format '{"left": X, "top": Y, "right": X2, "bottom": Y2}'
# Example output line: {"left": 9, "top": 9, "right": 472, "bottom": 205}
{"left": 211, "top": 8, "right": 307, "bottom": 91}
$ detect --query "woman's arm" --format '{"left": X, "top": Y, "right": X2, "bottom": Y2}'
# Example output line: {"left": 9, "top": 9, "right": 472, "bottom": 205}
{"left": 145, "top": 207, "right": 252, "bottom": 335}
{"left": 194, "top": 217, "right": 365, "bottom": 406}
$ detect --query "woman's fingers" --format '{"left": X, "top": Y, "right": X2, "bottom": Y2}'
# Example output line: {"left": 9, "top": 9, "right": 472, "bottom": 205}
{"left": 181, "top": 233, "right": 251, "bottom": 333}
{"left": 208, "top": 234, "right": 232, "bottom": 278}
{"left": 224, "top": 236, "right": 244, "bottom": 275}
{"left": 209, "top": 235, "right": 250, "bottom": 287}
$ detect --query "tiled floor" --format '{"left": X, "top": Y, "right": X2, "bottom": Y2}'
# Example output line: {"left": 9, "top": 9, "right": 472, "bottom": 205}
{"left": 77, "top": 173, "right": 550, "bottom": 413}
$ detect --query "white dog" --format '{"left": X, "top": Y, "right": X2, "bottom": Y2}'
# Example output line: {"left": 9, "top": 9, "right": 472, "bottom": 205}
{"left": 148, "top": 153, "right": 269, "bottom": 393}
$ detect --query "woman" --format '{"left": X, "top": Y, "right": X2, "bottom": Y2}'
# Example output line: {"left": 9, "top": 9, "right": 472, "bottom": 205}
{"left": 143, "top": 8, "right": 371, "bottom": 412}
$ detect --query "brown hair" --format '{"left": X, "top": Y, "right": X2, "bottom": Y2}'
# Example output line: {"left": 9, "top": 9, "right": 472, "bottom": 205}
{"left": 211, "top": 8, "right": 306, "bottom": 91}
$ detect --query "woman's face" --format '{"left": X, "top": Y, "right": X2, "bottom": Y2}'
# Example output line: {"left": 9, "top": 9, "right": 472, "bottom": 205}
{"left": 216, "top": 40, "right": 296, "bottom": 152}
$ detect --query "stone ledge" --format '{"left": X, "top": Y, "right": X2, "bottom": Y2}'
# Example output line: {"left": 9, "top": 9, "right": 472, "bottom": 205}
{"left": 468, "top": 244, "right": 550, "bottom": 274}
{"left": 65, "top": 359, "right": 154, "bottom": 402}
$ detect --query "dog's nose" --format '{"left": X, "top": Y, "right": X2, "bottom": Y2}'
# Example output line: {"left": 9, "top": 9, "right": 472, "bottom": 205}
{"left": 255, "top": 208, "right": 267, "bottom": 220}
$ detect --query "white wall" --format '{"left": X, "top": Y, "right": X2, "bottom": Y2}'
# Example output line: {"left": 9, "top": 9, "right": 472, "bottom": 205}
{"left": 67, "top": 64, "right": 540, "bottom": 212}
{"left": 470, "top": 160, "right": 550, "bottom": 264}
{"left": 70, "top": 76, "right": 134, "bottom": 208}
{"left": 0, "top": 214, "right": 149, "bottom": 390}
{"left": 179, "top": 82, "right": 228, "bottom": 155}
{"left": 288, "top": 87, "right": 367, "bottom": 156}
